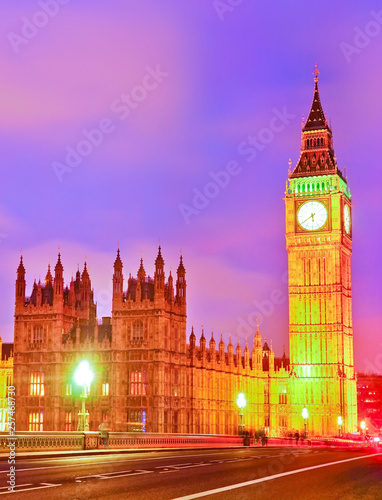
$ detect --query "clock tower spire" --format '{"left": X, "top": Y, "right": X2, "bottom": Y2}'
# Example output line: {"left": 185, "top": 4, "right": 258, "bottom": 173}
{"left": 285, "top": 67, "right": 357, "bottom": 436}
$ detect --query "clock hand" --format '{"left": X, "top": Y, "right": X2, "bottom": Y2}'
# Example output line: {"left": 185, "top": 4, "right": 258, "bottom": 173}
{"left": 301, "top": 213, "right": 315, "bottom": 225}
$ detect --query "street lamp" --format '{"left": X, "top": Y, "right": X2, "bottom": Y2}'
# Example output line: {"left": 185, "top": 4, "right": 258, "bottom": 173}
{"left": 337, "top": 416, "right": 343, "bottom": 437}
{"left": 302, "top": 407, "right": 309, "bottom": 439}
{"left": 236, "top": 393, "right": 246, "bottom": 435}
{"left": 74, "top": 360, "right": 94, "bottom": 431}
{"left": 360, "top": 420, "right": 366, "bottom": 435}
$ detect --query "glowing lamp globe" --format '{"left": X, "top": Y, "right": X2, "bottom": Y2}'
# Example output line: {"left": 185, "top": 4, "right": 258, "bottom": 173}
{"left": 74, "top": 360, "right": 94, "bottom": 388}
{"left": 236, "top": 393, "right": 246, "bottom": 410}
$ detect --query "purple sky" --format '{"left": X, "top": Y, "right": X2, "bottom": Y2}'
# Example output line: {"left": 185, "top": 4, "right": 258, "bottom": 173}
{"left": 1, "top": 1, "right": 382, "bottom": 374}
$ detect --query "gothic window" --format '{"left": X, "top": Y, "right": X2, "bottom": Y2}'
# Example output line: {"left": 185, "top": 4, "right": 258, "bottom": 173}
{"left": 65, "top": 383, "right": 72, "bottom": 396}
{"left": 30, "top": 372, "right": 44, "bottom": 396}
{"left": 164, "top": 324, "right": 168, "bottom": 349}
{"left": 28, "top": 411, "right": 43, "bottom": 431}
{"left": 102, "top": 371, "right": 110, "bottom": 396}
{"left": 279, "top": 393, "right": 287, "bottom": 404}
{"left": 132, "top": 320, "right": 144, "bottom": 343}
{"left": 174, "top": 327, "right": 179, "bottom": 351}
{"left": 164, "top": 369, "right": 170, "bottom": 396}
{"left": 279, "top": 416, "right": 287, "bottom": 428}
{"left": 174, "top": 369, "right": 178, "bottom": 397}
{"left": 130, "top": 370, "right": 146, "bottom": 396}
{"left": 32, "top": 325, "right": 44, "bottom": 344}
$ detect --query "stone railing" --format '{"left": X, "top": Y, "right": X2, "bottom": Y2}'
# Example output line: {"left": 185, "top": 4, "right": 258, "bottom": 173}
{"left": 0, "top": 432, "right": 367, "bottom": 453}
{"left": 0, "top": 432, "right": 243, "bottom": 452}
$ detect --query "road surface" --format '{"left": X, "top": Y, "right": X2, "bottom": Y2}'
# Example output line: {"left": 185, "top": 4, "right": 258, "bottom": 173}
{"left": 0, "top": 446, "right": 381, "bottom": 499}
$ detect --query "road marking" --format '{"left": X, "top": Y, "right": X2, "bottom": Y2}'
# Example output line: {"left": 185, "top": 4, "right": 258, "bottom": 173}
{"left": 0, "top": 483, "right": 61, "bottom": 495}
{"left": 0, "top": 484, "right": 32, "bottom": 492}
{"left": 77, "top": 470, "right": 132, "bottom": 479}
{"left": 100, "top": 470, "right": 153, "bottom": 479}
{"left": 171, "top": 453, "right": 382, "bottom": 500}
{"left": 156, "top": 463, "right": 193, "bottom": 468}
{"left": 0, "top": 451, "right": 236, "bottom": 474}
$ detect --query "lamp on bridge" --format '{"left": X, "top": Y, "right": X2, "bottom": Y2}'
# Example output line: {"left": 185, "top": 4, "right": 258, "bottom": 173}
{"left": 337, "top": 416, "right": 343, "bottom": 437}
{"left": 360, "top": 420, "right": 366, "bottom": 436}
{"left": 236, "top": 392, "right": 246, "bottom": 436}
{"left": 302, "top": 407, "right": 309, "bottom": 439}
{"left": 74, "top": 360, "right": 94, "bottom": 431}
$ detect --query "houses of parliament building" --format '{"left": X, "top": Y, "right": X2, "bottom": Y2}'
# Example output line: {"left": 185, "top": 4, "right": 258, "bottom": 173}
{"left": 12, "top": 71, "right": 357, "bottom": 437}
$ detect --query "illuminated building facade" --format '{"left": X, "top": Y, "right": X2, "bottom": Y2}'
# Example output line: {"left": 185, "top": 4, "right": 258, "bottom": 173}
{"left": 12, "top": 70, "right": 357, "bottom": 436}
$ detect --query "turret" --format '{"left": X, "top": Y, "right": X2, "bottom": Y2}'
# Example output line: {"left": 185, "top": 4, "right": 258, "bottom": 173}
{"left": 209, "top": 331, "right": 216, "bottom": 362}
{"left": 154, "top": 246, "right": 165, "bottom": 294}
{"left": 15, "top": 256, "right": 26, "bottom": 308}
{"left": 228, "top": 335, "right": 233, "bottom": 366}
{"left": 113, "top": 249, "right": 124, "bottom": 306}
{"left": 200, "top": 328, "right": 206, "bottom": 354}
{"left": 269, "top": 340, "right": 275, "bottom": 374}
{"left": 175, "top": 255, "right": 186, "bottom": 306}
{"left": 54, "top": 253, "right": 64, "bottom": 297}
{"left": 167, "top": 271, "right": 174, "bottom": 303}
{"left": 236, "top": 340, "right": 242, "bottom": 369}
{"left": 253, "top": 321, "right": 263, "bottom": 371}
{"left": 219, "top": 334, "right": 225, "bottom": 363}
{"left": 189, "top": 326, "right": 196, "bottom": 352}
{"left": 136, "top": 259, "right": 146, "bottom": 301}
{"left": 81, "top": 262, "right": 91, "bottom": 303}
{"left": 45, "top": 264, "right": 53, "bottom": 286}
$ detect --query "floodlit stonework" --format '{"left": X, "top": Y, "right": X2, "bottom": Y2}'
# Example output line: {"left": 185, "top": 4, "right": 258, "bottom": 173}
{"left": 13, "top": 72, "right": 357, "bottom": 436}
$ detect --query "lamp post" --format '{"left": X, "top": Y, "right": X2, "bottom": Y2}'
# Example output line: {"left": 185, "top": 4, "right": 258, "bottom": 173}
{"left": 302, "top": 407, "right": 309, "bottom": 439}
{"left": 337, "top": 416, "right": 343, "bottom": 437}
{"left": 360, "top": 420, "right": 366, "bottom": 436}
{"left": 74, "top": 360, "right": 94, "bottom": 431}
{"left": 236, "top": 393, "right": 246, "bottom": 435}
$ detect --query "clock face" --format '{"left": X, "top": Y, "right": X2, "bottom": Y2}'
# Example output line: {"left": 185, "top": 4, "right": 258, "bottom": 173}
{"left": 344, "top": 204, "right": 351, "bottom": 234}
{"left": 297, "top": 201, "right": 328, "bottom": 231}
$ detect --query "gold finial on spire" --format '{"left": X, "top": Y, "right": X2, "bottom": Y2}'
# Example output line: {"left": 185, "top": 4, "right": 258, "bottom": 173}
{"left": 313, "top": 63, "right": 320, "bottom": 83}
{"left": 288, "top": 158, "right": 292, "bottom": 175}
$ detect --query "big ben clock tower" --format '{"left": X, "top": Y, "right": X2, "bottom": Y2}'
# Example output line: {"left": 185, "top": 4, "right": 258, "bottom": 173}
{"left": 286, "top": 66, "right": 357, "bottom": 436}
